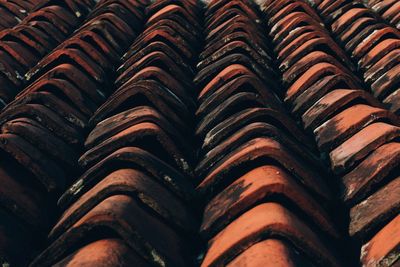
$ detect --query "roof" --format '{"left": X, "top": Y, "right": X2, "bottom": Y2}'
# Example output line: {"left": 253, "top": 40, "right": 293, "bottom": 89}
{"left": 0, "top": 0, "right": 398, "bottom": 266}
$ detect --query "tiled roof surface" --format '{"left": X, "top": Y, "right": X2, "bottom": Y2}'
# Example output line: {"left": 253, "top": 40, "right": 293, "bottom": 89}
{"left": 0, "top": 0, "right": 398, "bottom": 266}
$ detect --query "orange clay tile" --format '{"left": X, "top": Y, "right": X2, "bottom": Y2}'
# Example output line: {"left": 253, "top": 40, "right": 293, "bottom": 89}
{"left": 52, "top": 238, "right": 152, "bottom": 267}
{"left": 330, "top": 122, "right": 400, "bottom": 174}
{"left": 226, "top": 239, "right": 303, "bottom": 267}
{"left": 200, "top": 165, "right": 339, "bottom": 240}
{"left": 201, "top": 203, "right": 341, "bottom": 267}
{"left": 314, "top": 104, "right": 400, "bottom": 152}
{"left": 360, "top": 215, "right": 400, "bottom": 267}
{"left": 349, "top": 177, "right": 400, "bottom": 240}
{"left": 197, "top": 137, "right": 330, "bottom": 201}
{"left": 341, "top": 142, "right": 400, "bottom": 205}
{"left": 302, "top": 89, "right": 382, "bottom": 130}
{"left": 49, "top": 168, "right": 196, "bottom": 241}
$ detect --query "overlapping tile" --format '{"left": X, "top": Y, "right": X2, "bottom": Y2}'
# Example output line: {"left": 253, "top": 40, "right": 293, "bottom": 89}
{"left": 0, "top": 0, "right": 100, "bottom": 106}
{"left": 196, "top": 1, "right": 344, "bottom": 266}
{"left": 312, "top": 0, "right": 400, "bottom": 115}
{"left": 0, "top": 1, "right": 150, "bottom": 265}
{"left": 31, "top": 1, "right": 202, "bottom": 266}
{"left": 263, "top": 0, "right": 400, "bottom": 266}
{"left": 0, "top": 1, "right": 398, "bottom": 266}
{"left": 0, "top": 0, "right": 41, "bottom": 31}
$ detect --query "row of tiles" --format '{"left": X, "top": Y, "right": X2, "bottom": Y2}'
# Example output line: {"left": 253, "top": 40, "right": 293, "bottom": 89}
{"left": 365, "top": 0, "right": 400, "bottom": 31}
{"left": 0, "top": 0, "right": 149, "bottom": 265}
{"left": 196, "top": 0, "right": 345, "bottom": 266}
{"left": 262, "top": 0, "right": 399, "bottom": 266}
{"left": 0, "top": 0, "right": 398, "bottom": 266}
{"left": 317, "top": 0, "right": 400, "bottom": 114}
{"left": 0, "top": 0, "right": 100, "bottom": 106}
{"left": 0, "top": 0, "right": 41, "bottom": 31}
{"left": 31, "top": 0, "right": 203, "bottom": 266}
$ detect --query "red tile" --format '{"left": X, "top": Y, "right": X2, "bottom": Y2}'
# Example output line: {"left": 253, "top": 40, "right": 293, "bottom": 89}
{"left": 201, "top": 203, "right": 341, "bottom": 267}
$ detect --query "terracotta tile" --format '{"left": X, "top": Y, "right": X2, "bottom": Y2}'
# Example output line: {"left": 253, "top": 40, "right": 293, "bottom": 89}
{"left": 0, "top": 29, "right": 52, "bottom": 57}
{"left": 25, "top": 48, "right": 108, "bottom": 90}
{"left": 116, "top": 66, "right": 196, "bottom": 111}
{"left": 203, "top": 21, "right": 267, "bottom": 53}
{"left": 368, "top": 0, "right": 397, "bottom": 13}
{"left": 75, "top": 18, "right": 129, "bottom": 54}
{"left": 363, "top": 48, "right": 400, "bottom": 84}
{"left": 90, "top": 79, "right": 191, "bottom": 131}
{"left": 271, "top": 12, "right": 325, "bottom": 45}
{"left": 53, "top": 238, "right": 151, "bottom": 267}
{"left": 2, "top": 117, "right": 79, "bottom": 168}
{"left": 201, "top": 203, "right": 341, "bottom": 267}
{"left": 205, "top": 15, "right": 264, "bottom": 43}
{"left": 325, "top": 2, "right": 365, "bottom": 24}
{"left": 123, "top": 28, "right": 194, "bottom": 63}
{"left": 196, "top": 121, "right": 323, "bottom": 180}
{"left": 196, "top": 74, "right": 284, "bottom": 121}
{"left": 146, "top": 4, "right": 201, "bottom": 32}
{"left": 27, "top": 20, "right": 67, "bottom": 44}
{"left": 269, "top": 1, "right": 322, "bottom": 26}
{"left": 25, "top": 6, "right": 79, "bottom": 35}
{"left": 0, "top": 102, "right": 83, "bottom": 143}
{"left": 86, "top": 105, "right": 187, "bottom": 149}
{"left": 9, "top": 91, "right": 88, "bottom": 129}
{"left": 119, "top": 40, "right": 193, "bottom": 76}
{"left": 143, "top": 19, "right": 200, "bottom": 49}
{"left": 354, "top": 29, "right": 400, "bottom": 65}
{"left": 197, "top": 40, "right": 271, "bottom": 72}
{"left": 147, "top": 0, "right": 199, "bottom": 19}
{"left": 50, "top": 168, "right": 196, "bottom": 241}
{"left": 338, "top": 17, "right": 376, "bottom": 45}
{"left": 23, "top": 63, "right": 104, "bottom": 105}
{"left": 201, "top": 165, "right": 339, "bottom": 240}
{"left": 341, "top": 142, "right": 400, "bottom": 205}
{"left": 0, "top": 133, "right": 66, "bottom": 192}
{"left": 0, "top": 40, "right": 38, "bottom": 70}
{"left": 383, "top": 89, "right": 400, "bottom": 115}
{"left": 59, "top": 147, "right": 194, "bottom": 209}
{"left": 206, "top": 0, "right": 259, "bottom": 22}
{"left": 360, "top": 215, "right": 400, "bottom": 267}
{"left": 330, "top": 122, "right": 400, "bottom": 174}
{"left": 302, "top": 89, "right": 382, "bottom": 130}
{"left": 349, "top": 177, "right": 399, "bottom": 240}
{"left": 273, "top": 24, "right": 325, "bottom": 54}
{"left": 196, "top": 92, "right": 264, "bottom": 138}
{"left": 68, "top": 30, "right": 121, "bottom": 64}
{"left": 314, "top": 104, "right": 400, "bottom": 152}
{"left": 206, "top": 8, "right": 260, "bottom": 33}
{"left": 279, "top": 36, "right": 353, "bottom": 73}
{"left": 197, "top": 137, "right": 330, "bottom": 201}
{"left": 371, "top": 61, "right": 400, "bottom": 100}
{"left": 226, "top": 239, "right": 308, "bottom": 267}
{"left": 331, "top": 8, "right": 373, "bottom": 36}
{"left": 282, "top": 51, "right": 352, "bottom": 86}
{"left": 201, "top": 107, "right": 314, "bottom": 152}
{"left": 344, "top": 23, "right": 386, "bottom": 53}
{"left": 210, "top": 32, "right": 264, "bottom": 61}
{"left": 79, "top": 121, "right": 193, "bottom": 174}
{"left": 31, "top": 195, "right": 189, "bottom": 267}
{"left": 291, "top": 74, "right": 359, "bottom": 116}
{"left": 116, "top": 50, "right": 193, "bottom": 89}
{"left": 12, "top": 78, "right": 96, "bottom": 117}
{"left": 197, "top": 64, "right": 261, "bottom": 102}
{"left": 86, "top": 2, "right": 144, "bottom": 31}
{"left": 285, "top": 62, "right": 358, "bottom": 105}
{"left": 195, "top": 53, "right": 277, "bottom": 89}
